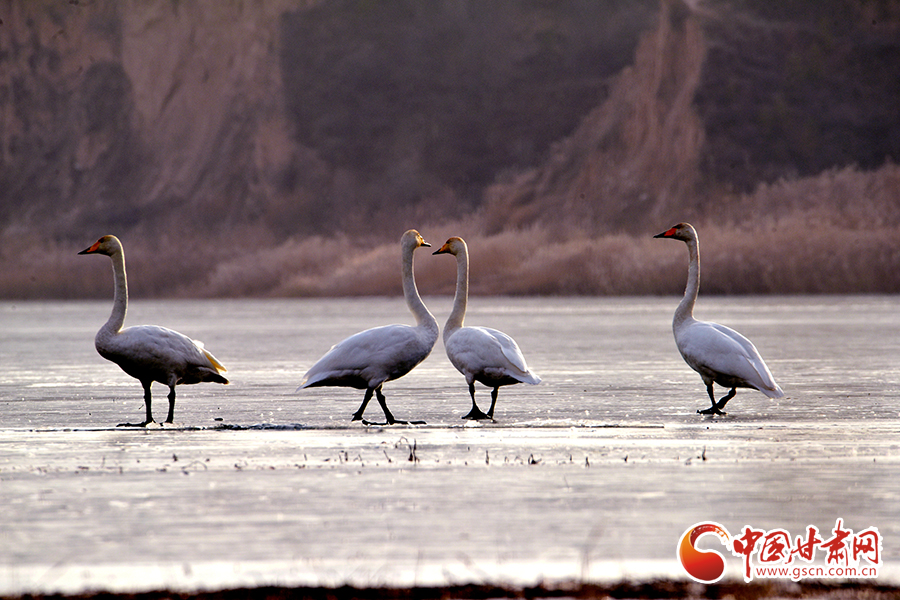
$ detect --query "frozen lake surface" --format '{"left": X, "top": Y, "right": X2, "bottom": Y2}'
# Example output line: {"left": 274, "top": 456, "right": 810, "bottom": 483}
{"left": 1, "top": 296, "right": 898, "bottom": 595}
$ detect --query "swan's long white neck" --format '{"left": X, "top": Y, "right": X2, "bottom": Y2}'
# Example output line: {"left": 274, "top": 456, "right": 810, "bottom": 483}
{"left": 675, "top": 236, "right": 700, "bottom": 328}
{"left": 401, "top": 243, "right": 438, "bottom": 337}
{"left": 104, "top": 247, "right": 128, "bottom": 334}
{"left": 443, "top": 244, "right": 469, "bottom": 341}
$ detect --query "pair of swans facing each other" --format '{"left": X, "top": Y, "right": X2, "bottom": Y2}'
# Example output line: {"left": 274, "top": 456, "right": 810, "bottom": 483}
{"left": 79, "top": 230, "right": 540, "bottom": 427}
{"left": 297, "top": 231, "right": 541, "bottom": 425}
{"left": 79, "top": 224, "right": 783, "bottom": 427}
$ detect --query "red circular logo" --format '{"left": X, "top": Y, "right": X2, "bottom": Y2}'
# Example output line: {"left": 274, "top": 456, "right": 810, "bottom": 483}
{"left": 677, "top": 522, "right": 730, "bottom": 583}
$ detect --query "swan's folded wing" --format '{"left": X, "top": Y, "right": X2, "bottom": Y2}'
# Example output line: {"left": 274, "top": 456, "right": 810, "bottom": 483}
{"left": 449, "top": 326, "right": 539, "bottom": 383}
{"left": 492, "top": 328, "right": 533, "bottom": 374}
{"left": 679, "top": 321, "right": 779, "bottom": 393}
{"left": 110, "top": 326, "right": 218, "bottom": 369}
{"left": 707, "top": 323, "right": 782, "bottom": 395}
{"left": 300, "top": 324, "right": 430, "bottom": 388}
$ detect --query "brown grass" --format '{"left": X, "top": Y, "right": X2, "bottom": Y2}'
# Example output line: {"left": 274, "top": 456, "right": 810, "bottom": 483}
{"left": 2, "top": 160, "right": 899, "bottom": 299}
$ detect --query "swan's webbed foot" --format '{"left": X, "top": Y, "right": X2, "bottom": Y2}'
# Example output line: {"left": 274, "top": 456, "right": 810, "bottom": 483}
{"left": 354, "top": 388, "right": 425, "bottom": 426}
{"left": 697, "top": 387, "right": 736, "bottom": 416}
{"left": 117, "top": 419, "right": 157, "bottom": 427}
{"left": 354, "top": 412, "right": 425, "bottom": 425}
{"left": 350, "top": 410, "right": 388, "bottom": 426}
{"left": 462, "top": 388, "right": 494, "bottom": 421}
{"left": 462, "top": 406, "right": 493, "bottom": 420}
{"left": 360, "top": 417, "right": 426, "bottom": 426}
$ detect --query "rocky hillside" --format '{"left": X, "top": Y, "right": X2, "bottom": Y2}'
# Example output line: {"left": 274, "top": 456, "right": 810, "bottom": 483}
{"left": 1, "top": 0, "right": 899, "bottom": 297}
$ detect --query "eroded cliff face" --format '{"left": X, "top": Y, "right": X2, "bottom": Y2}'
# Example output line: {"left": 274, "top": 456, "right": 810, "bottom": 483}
{"left": 0, "top": 0, "right": 656, "bottom": 243}
{"left": 0, "top": 0, "right": 324, "bottom": 238}
{"left": 482, "top": 0, "right": 706, "bottom": 234}
{"left": 4, "top": 0, "right": 897, "bottom": 243}
{"left": 481, "top": 0, "right": 900, "bottom": 235}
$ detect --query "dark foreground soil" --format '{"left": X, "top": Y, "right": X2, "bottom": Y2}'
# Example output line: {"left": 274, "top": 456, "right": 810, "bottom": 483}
{"left": 3, "top": 581, "right": 899, "bottom": 600}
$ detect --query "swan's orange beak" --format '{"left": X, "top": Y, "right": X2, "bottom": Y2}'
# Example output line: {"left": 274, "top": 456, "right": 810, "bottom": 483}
{"left": 654, "top": 227, "right": 678, "bottom": 239}
{"left": 78, "top": 240, "right": 102, "bottom": 255}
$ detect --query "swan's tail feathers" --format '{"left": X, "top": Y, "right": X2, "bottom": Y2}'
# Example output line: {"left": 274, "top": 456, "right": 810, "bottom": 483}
{"left": 743, "top": 356, "right": 782, "bottom": 399}
{"left": 521, "top": 371, "right": 542, "bottom": 385}
{"left": 296, "top": 372, "right": 315, "bottom": 392}
{"left": 202, "top": 348, "right": 228, "bottom": 376}
{"left": 761, "top": 383, "right": 785, "bottom": 399}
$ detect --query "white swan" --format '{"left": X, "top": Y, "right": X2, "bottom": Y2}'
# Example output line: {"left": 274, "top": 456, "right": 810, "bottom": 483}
{"left": 79, "top": 235, "right": 228, "bottom": 426}
{"left": 654, "top": 223, "right": 784, "bottom": 415}
{"left": 298, "top": 229, "right": 439, "bottom": 425}
{"left": 433, "top": 236, "right": 541, "bottom": 420}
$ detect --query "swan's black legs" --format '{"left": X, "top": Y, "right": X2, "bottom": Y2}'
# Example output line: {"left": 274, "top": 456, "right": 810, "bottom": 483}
{"left": 698, "top": 384, "right": 734, "bottom": 415}
{"left": 165, "top": 385, "right": 177, "bottom": 424}
{"left": 353, "top": 386, "right": 425, "bottom": 426}
{"left": 486, "top": 387, "right": 500, "bottom": 419}
{"left": 118, "top": 380, "right": 155, "bottom": 427}
{"left": 462, "top": 382, "right": 491, "bottom": 420}
{"left": 699, "top": 383, "right": 718, "bottom": 414}
{"left": 352, "top": 388, "right": 374, "bottom": 421}
{"left": 375, "top": 388, "right": 398, "bottom": 425}
{"left": 715, "top": 387, "right": 737, "bottom": 412}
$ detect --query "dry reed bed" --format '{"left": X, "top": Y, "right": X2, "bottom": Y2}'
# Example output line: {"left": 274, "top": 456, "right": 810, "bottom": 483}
{"left": 4, "top": 220, "right": 899, "bottom": 298}
{"left": 2, "top": 162, "right": 898, "bottom": 299}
